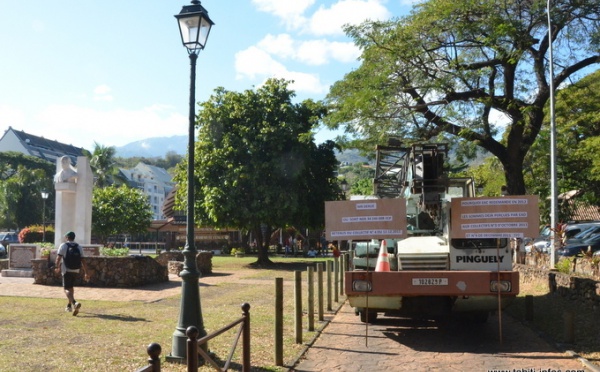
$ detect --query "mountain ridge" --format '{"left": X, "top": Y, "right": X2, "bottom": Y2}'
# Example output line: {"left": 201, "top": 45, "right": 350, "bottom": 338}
{"left": 116, "top": 136, "right": 371, "bottom": 165}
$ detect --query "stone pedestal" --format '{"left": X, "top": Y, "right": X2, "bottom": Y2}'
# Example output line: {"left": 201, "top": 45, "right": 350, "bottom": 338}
{"left": 1, "top": 244, "right": 38, "bottom": 277}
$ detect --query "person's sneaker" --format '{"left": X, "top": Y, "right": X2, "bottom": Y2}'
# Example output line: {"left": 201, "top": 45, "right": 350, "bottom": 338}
{"left": 72, "top": 302, "right": 81, "bottom": 316}
{"left": 65, "top": 305, "right": 72, "bottom": 312}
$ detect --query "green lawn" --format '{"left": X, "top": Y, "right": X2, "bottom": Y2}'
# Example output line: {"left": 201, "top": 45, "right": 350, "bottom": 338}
{"left": 0, "top": 256, "right": 344, "bottom": 371}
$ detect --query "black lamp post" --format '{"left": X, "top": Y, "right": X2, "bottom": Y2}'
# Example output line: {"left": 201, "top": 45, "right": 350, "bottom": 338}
{"left": 169, "top": 0, "right": 214, "bottom": 363}
{"left": 41, "top": 190, "right": 49, "bottom": 243}
{"left": 340, "top": 179, "right": 349, "bottom": 199}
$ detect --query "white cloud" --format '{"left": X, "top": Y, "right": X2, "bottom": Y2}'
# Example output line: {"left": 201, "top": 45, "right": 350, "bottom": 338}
{"left": 235, "top": 46, "right": 288, "bottom": 80}
{"left": 296, "top": 39, "right": 360, "bottom": 65}
{"left": 257, "top": 34, "right": 296, "bottom": 59}
{"left": 32, "top": 104, "right": 186, "bottom": 150}
{"left": 238, "top": 1, "right": 392, "bottom": 96}
{"left": 251, "top": 0, "right": 314, "bottom": 29}
{"left": 309, "top": 0, "right": 392, "bottom": 36}
{"left": 235, "top": 47, "right": 328, "bottom": 94}
{"left": 93, "top": 84, "right": 113, "bottom": 102}
{"left": 256, "top": 34, "right": 359, "bottom": 66}
{"left": 0, "top": 105, "right": 26, "bottom": 127}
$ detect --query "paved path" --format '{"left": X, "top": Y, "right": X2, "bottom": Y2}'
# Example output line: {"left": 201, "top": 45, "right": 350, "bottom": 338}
{"left": 292, "top": 302, "right": 597, "bottom": 371}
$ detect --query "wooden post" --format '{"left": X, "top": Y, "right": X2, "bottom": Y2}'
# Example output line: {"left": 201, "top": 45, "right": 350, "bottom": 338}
{"left": 307, "top": 266, "right": 315, "bottom": 331}
{"left": 326, "top": 260, "right": 333, "bottom": 311}
{"left": 274, "top": 278, "right": 283, "bottom": 366}
{"left": 294, "top": 270, "right": 302, "bottom": 344}
{"left": 186, "top": 326, "right": 199, "bottom": 371}
{"left": 340, "top": 254, "right": 345, "bottom": 296}
{"left": 317, "top": 263, "right": 324, "bottom": 321}
{"left": 334, "top": 257, "right": 339, "bottom": 303}
{"left": 242, "top": 303, "right": 251, "bottom": 372}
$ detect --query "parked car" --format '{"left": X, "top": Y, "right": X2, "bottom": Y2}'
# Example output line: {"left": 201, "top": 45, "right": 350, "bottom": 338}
{"left": 526, "top": 222, "right": 600, "bottom": 253}
{"left": 0, "top": 243, "right": 6, "bottom": 258}
{"left": 556, "top": 234, "right": 600, "bottom": 257}
{"left": 0, "top": 232, "right": 19, "bottom": 245}
{"left": 564, "top": 225, "right": 600, "bottom": 245}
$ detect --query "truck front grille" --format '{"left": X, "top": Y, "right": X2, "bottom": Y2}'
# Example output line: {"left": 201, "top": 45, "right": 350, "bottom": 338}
{"left": 398, "top": 254, "right": 449, "bottom": 270}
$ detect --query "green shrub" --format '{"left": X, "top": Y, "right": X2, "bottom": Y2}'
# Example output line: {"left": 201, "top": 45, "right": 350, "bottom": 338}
{"left": 100, "top": 247, "right": 130, "bottom": 257}
{"left": 18, "top": 225, "right": 55, "bottom": 244}
{"left": 555, "top": 257, "right": 572, "bottom": 274}
{"left": 230, "top": 248, "right": 243, "bottom": 255}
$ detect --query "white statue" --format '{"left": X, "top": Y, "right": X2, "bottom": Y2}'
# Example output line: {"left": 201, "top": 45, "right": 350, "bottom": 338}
{"left": 54, "top": 156, "right": 78, "bottom": 183}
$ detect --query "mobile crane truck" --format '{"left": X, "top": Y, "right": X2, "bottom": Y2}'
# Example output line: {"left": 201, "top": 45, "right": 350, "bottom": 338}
{"left": 326, "top": 143, "right": 538, "bottom": 323}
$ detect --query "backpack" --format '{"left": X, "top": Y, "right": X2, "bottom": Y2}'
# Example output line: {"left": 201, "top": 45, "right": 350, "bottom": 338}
{"left": 64, "top": 242, "right": 82, "bottom": 270}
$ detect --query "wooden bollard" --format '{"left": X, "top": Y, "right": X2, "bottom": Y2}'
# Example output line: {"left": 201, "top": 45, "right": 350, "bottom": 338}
{"left": 307, "top": 266, "right": 315, "bottom": 331}
{"left": 334, "top": 257, "right": 339, "bottom": 303}
{"left": 326, "top": 260, "right": 333, "bottom": 311}
{"left": 275, "top": 278, "right": 283, "bottom": 366}
{"left": 186, "top": 326, "right": 199, "bottom": 371}
{"left": 317, "top": 263, "right": 324, "bottom": 321}
{"left": 340, "top": 254, "right": 345, "bottom": 296}
{"left": 294, "top": 271, "right": 302, "bottom": 344}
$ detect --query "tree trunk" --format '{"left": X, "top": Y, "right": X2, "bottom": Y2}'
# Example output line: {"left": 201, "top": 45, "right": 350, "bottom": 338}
{"left": 254, "top": 225, "right": 273, "bottom": 266}
{"left": 501, "top": 156, "right": 527, "bottom": 195}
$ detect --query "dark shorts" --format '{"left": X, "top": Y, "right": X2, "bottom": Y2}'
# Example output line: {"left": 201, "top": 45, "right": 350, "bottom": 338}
{"left": 62, "top": 272, "right": 78, "bottom": 289}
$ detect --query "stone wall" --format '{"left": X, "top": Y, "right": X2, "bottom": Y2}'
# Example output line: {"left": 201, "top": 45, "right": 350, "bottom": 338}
{"left": 515, "top": 253, "right": 600, "bottom": 311}
{"left": 32, "top": 256, "right": 168, "bottom": 287}
{"left": 156, "top": 251, "right": 213, "bottom": 276}
{"left": 30, "top": 250, "right": 213, "bottom": 287}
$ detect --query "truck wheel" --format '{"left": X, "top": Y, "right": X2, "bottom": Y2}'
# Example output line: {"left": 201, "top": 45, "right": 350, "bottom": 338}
{"left": 359, "top": 310, "right": 378, "bottom": 323}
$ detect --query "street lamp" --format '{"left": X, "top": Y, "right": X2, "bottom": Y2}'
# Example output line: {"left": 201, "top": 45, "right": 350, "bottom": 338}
{"left": 169, "top": 0, "right": 214, "bottom": 363}
{"left": 41, "top": 190, "right": 49, "bottom": 243}
{"left": 340, "top": 179, "right": 349, "bottom": 199}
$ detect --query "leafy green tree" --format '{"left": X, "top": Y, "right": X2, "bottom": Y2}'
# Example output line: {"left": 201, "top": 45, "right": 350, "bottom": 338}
{"left": 526, "top": 70, "right": 600, "bottom": 205}
{"left": 0, "top": 166, "right": 51, "bottom": 230}
{"left": 468, "top": 157, "right": 508, "bottom": 197}
{"left": 351, "top": 177, "right": 375, "bottom": 196}
{"left": 174, "top": 78, "right": 340, "bottom": 264}
{"left": 325, "top": 0, "right": 600, "bottom": 195}
{"left": 92, "top": 185, "right": 153, "bottom": 244}
{"left": 0, "top": 152, "right": 54, "bottom": 229}
{"left": 0, "top": 152, "right": 54, "bottom": 180}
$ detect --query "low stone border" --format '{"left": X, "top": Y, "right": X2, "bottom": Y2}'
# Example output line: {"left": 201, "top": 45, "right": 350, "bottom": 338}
{"left": 29, "top": 251, "right": 213, "bottom": 287}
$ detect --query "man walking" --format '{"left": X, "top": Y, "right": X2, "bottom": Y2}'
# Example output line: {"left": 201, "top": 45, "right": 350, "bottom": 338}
{"left": 54, "top": 231, "right": 88, "bottom": 316}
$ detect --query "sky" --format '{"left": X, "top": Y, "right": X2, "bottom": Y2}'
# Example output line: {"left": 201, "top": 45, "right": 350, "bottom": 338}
{"left": 0, "top": 0, "right": 415, "bottom": 153}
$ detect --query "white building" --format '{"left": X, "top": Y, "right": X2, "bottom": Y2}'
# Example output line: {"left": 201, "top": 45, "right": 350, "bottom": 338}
{"left": 0, "top": 126, "right": 86, "bottom": 164}
{"left": 119, "top": 163, "right": 175, "bottom": 220}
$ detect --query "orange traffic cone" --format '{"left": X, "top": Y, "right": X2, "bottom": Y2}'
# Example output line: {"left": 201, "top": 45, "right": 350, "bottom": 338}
{"left": 375, "top": 240, "right": 390, "bottom": 272}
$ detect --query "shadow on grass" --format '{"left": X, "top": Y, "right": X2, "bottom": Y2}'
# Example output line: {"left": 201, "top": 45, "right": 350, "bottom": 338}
{"left": 79, "top": 312, "right": 149, "bottom": 322}
{"left": 246, "top": 259, "right": 328, "bottom": 272}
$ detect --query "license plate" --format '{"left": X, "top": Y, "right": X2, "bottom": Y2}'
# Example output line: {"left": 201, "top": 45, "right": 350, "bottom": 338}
{"left": 412, "top": 278, "right": 448, "bottom": 286}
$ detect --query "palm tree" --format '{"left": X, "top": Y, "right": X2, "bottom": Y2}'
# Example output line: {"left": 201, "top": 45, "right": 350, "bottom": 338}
{"left": 90, "top": 142, "right": 121, "bottom": 188}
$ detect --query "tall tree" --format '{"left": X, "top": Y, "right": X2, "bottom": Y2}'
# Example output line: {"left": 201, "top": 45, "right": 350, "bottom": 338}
{"left": 524, "top": 68, "right": 600, "bottom": 218}
{"left": 0, "top": 152, "right": 53, "bottom": 230}
{"left": 0, "top": 166, "right": 50, "bottom": 230}
{"left": 174, "top": 79, "right": 341, "bottom": 265}
{"left": 325, "top": 0, "right": 600, "bottom": 195}
{"left": 92, "top": 185, "right": 153, "bottom": 244}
